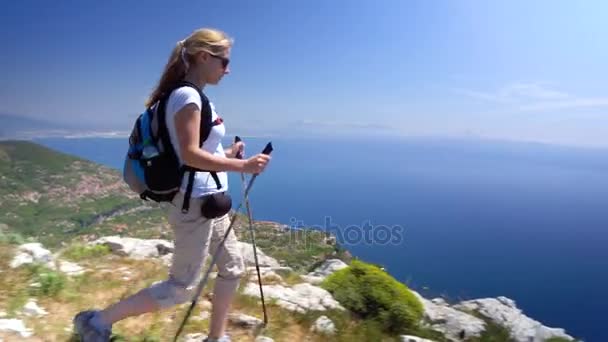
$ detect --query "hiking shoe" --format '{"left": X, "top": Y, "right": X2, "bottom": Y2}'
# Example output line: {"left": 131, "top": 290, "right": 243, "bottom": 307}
{"left": 73, "top": 310, "right": 111, "bottom": 342}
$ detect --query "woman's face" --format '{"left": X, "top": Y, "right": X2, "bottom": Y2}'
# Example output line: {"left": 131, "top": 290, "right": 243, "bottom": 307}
{"left": 203, "top": 47, "right": 231, "bottom": 85}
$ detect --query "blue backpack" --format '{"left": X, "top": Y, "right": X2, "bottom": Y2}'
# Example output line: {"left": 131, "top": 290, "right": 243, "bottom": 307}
{"left": 123, "top": 81, "right": 222, "bottom": 213}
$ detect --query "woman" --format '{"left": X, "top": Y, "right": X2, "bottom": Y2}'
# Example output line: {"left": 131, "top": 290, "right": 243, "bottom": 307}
{"left": 73, "top": 28, "right": 271, "bottom": 342}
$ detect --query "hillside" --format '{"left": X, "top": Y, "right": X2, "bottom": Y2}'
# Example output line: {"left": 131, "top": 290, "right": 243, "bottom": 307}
{"left": 0, "top": 141, "right": 335, "bottom": 268}
{"left": 0, "top": 141, "right": 577, "bottom": 342}
{"left": 0, "top": 140, "right": 165, "bottom": 247}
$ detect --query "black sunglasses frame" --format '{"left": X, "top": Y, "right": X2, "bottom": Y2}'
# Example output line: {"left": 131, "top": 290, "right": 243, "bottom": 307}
{"left": 209, "top": 53, "right": 230, "bottom": 68}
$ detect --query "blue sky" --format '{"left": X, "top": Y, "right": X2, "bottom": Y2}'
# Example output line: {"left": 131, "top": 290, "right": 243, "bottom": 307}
{"left": 1, "top": 0, "right": 607, "bottom": 146}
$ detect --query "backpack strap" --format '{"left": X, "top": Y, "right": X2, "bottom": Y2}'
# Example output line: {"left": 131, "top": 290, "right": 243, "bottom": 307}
{"left": 175, "top": 81, "right": 223, "bottom": 213}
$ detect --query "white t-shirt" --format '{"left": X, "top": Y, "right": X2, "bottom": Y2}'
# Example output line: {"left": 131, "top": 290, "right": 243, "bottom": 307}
{"left": 164, "top": 86, "right": 228, "bottom": 197}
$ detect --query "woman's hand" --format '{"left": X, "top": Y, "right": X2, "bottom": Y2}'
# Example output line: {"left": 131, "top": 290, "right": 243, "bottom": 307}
{"left": 243, "top": 153, "right": 271, "bottom": 174}
{"left": 227, "top": 141, "right": 245, "bottom": 159}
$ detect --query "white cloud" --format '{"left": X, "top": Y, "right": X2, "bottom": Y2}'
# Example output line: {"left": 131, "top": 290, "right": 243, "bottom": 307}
{"left": 519, "top": 98, "right": 608, "bottom": 111}
{"left": 456, "top": 82, "right": 608, "bottom": 112}
{"left": 294, "top": 119, "right": 395, "bottom": 130}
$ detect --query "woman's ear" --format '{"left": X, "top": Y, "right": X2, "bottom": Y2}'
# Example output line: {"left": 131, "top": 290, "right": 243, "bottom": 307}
{"left": 195, "top": 51, "right": 209, "bottom": 65}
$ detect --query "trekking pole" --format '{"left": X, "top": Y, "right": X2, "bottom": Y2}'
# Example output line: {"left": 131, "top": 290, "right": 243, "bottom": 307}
{"left": 235, "top": 136, "right": 268, "bottom": 326}
{"left": 173, "top": 142, "right": 273, "bottom": 342}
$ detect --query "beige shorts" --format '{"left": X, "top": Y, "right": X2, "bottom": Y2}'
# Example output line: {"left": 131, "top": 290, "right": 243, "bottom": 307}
{"left": 148, "top": 192, "right": 244, "bottom": 307}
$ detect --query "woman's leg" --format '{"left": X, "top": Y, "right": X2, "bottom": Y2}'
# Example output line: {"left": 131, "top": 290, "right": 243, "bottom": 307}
{"left": 95, "top": 288, "right": 160, "bottom": 326}
{"left": 98, "top": 193, "right": 214, "bottom": 326}
{"left": 207, "top": 214, "right": 245, "bottom": 339}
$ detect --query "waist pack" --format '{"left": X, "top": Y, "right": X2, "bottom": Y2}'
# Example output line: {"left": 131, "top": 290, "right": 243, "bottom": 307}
{"left": 201, "top": 192, "right": 233, "bottom": 219}
{"left": 123, "top": 81, "right": 224, "bottom": 213}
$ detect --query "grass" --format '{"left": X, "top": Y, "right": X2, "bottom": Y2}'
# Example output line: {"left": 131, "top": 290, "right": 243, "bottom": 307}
{"left": 26, "top": 264, "right": 68, "bottom": 297}
{"left": 61, "top": 243, "right": 112, "bottom": 261}
{"left": 236, "top": 223, "right": 337, "bottom": 273}
{"left": 463, "top": 312, "right": 515, "bottom": 342}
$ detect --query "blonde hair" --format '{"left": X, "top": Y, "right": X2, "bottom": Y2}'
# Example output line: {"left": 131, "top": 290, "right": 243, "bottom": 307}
{"left": 145, "top": 28, "right": 233, "bottom": 108}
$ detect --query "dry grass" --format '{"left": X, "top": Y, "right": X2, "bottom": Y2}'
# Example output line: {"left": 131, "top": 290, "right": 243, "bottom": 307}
{"left": 0, "top": 244, "right": 341, "bottom": 342}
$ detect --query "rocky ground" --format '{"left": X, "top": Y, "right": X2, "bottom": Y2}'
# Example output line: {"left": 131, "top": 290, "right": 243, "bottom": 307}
{"left": 0, "top": 238, "right": 575, "bottom": 342}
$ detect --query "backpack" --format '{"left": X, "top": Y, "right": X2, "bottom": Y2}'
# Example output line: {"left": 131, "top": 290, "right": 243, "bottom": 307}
{"left": 123, "top": 81, "right": 222, "bottom": 213}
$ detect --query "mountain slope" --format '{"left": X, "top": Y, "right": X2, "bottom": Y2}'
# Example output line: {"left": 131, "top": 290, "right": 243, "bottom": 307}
{"left": 0, "top": 140, "right": 337, "bottom": 271}
{"left": 0, "top": 140, "right": 167, "bottom": 247}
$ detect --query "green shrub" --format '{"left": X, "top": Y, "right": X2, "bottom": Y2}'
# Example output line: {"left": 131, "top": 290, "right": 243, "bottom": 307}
{"left": 0, "top": 231, "right": 25, "bottom": 245}
{"left": 27, "top": 263, "right": 67, "bottom": 297}
{"left": 321, "top": 259, "right": 423, "bottom": 334}
{"left": 62, "top": 243, "right": 111, "bottom": 261}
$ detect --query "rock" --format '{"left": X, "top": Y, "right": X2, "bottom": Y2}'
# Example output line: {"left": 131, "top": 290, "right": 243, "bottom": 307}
{"left": 255, "top": 336, "right": 274, "bottom": 342}
{"left": 325, "top": 235, "right": 337, "bottom": 245}
{"left": 246, "top": 266, "right": 293, "bottom": 277}
{"left": 310, "top": 259, "right": 348, "bottom": 277}
{"left": 269, "top": 266, "right": 294, "bottom": 273}
{"left": 310, "top": 315, "right": 336, "bottom": 335}
{"left": 0, "top": 319, "right": 33, "bottom": 337}
{"left": 400, "top": 335, "right": 437, "bottom": 342}
{"left": 58, "top": 260, "right": 85, "bottom": 276}
{"left": 22, "top": 299, "right": 47, "bottom": 317}
{"left": 260, "top": 271, "right": 283, "bottom": 283}
{"left": 238, "top": 242, "right": 280, "bottom": 267}
{"left": 228, "top": 313, "right": 263, "bottom": 328}
{"left": 412, "top": 291, "right": 485, "bottom": 341}
{"left": 161, "top": 253, "right": 173, "bottom": 266}
{"left": 91, "top": 236, "right": 174, "bottom": 259}
{"left": 199, "top": 300, "right": 212, "bottom": 311}
{"left": 0, "top": 311, "right": 6, "bottom": 318}
{"left": 10, "top": 243, "right": 54, "bottom": 268}
{"left": 455, "top": 297, "right": 574, "bottom": 342}
{"left": 300, "top": 275, "right": 325, "bottom": 285}
{"left": 182, "top": 333, "right": 206, "bottom": 342}
{"left": 243, "top": 282, "right": 344, "bottom": 313}
{"left": 431, "top": 298, "right": 447, "bottom": 306}
{"left": 301, "top": 259, "right": 347, "bottom": 284}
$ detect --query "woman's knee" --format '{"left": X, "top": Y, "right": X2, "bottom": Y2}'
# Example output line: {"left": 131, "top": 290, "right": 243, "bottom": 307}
{"left": 217, "top": 254, "right": 245, "bottom": 280}
{"left": 147, "top": 279, "right": 196, "bottom": 308}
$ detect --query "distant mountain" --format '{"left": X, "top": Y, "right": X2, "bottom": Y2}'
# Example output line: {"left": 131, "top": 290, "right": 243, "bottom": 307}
{"left": 0, "top": 113, "right": 73, "bottom": 139}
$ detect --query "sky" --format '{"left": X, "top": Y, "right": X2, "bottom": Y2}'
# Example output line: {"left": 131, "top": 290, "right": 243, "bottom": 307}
{"left": 1, "top": 0, "right": 607, "bottom": 147}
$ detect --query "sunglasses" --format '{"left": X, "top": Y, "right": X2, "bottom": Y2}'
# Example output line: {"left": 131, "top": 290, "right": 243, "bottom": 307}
{"left": 209, "top": 53, "right": 230, "bottom": 69}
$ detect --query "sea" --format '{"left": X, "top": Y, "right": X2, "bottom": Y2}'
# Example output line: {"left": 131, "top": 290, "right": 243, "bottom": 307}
{"left": 34, "top": 135, "right": 608, "bottom": 342}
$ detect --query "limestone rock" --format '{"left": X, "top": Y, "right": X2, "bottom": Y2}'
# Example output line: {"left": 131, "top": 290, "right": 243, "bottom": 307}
{"left": 59, "top": 260, "right": 85, "bottom": 276}
{"left": 228, "top": 313, "right": 264, "bottom": 329}
{"left": 310, "top": 315, "right": 336, "bottom": 335}
{"left": 455, "top": 297, "right": 574, "bottom": 342}
{"left": 301, "top": 259, "right": 347, "bottom": 285}
{"left": 242, "top": 282, "right": 344, "bottom": 313}
{"left": 10, "top": 243, "right": 54, "bottom": 268}
{"left": 182, "top": 333, "right": 206, "bottom": 342}
{"left": 400, "top": 335, "right": 437, "bottom": 342}
{"left": 0, "top": 319, "right": 33, "bottom": 338}
{"left": 90, "top": 236, "right": 173, "bottom": 259}
{"left": 238, "top": 242, "right": 280, "bottom": 267}
{"left": 412, "top": 291, "right": 486, "bottom": 341}
{"left": 310, "top": 259, "right": 348, "bottom": 277}
{"left": 255, "top": 336, "right": 274, "bottom": 342}
{"left": 22, "top": 299, "right": 47, "bottom": 317}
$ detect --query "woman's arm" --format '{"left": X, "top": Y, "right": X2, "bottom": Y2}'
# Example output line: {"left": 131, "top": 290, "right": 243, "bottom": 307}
{"left": 174, "top": 103, "right": 245, "bottom": 172}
